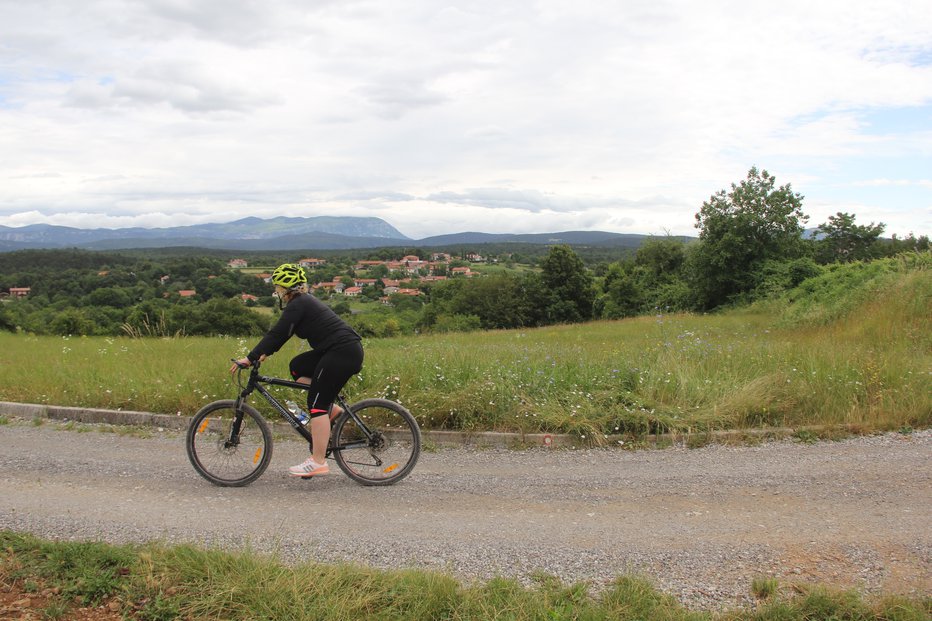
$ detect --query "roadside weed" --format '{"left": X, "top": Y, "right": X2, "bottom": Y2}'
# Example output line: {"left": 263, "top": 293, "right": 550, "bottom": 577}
{"left": 751, "top": 577, "right": 779, "bottom": 599}
{"left": 2, "top": 531, "right": 929, "bottom": 621}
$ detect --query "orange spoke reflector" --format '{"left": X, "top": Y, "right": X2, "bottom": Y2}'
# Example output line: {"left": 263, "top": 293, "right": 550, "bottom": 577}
{"left": 253, "top": 447, "right": 263, "bottom": 464}
{"left": 383, "top": 463, "right": 399, "bottom": 474}
{"left": 198, "top": 419, "right": 209, "bottom": 434}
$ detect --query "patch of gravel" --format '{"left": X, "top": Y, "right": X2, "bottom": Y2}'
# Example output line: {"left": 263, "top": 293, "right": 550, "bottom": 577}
{"left": 1, "top": 419, "right": 929, "bottom": 611}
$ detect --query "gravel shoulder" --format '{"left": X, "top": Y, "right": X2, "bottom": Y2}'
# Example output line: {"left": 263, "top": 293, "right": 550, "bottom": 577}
{"left": 1, "top": 420, "right": 929, "bottom": 610}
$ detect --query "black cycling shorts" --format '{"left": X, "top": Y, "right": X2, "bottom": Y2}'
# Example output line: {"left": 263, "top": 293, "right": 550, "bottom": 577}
{"left": 289, "top": 341, "right": 364, "bottom": 417}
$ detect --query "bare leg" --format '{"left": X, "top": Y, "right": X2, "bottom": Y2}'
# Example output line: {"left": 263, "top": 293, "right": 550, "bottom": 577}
{"left": 309, "top": 415, "right": 329, "bottom": 464}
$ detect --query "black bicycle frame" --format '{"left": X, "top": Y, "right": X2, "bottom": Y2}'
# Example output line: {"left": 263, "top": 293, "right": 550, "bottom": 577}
{"left": 233, "top": 365, "right": 375, "bottom": 453}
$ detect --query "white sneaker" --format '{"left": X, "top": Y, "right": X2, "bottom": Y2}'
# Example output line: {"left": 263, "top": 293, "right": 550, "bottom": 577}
{"left": 288, "top": 456, "right": 329, "bottom": 478}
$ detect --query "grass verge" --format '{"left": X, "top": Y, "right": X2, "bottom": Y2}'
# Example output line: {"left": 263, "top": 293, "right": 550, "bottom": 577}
{"left": 1, "top": 531, "right": 929, "bottom": 621}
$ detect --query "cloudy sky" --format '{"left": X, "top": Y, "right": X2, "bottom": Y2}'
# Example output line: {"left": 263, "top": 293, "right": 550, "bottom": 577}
{"left": 1, "top": 0, "right": 930, "bottom": 239}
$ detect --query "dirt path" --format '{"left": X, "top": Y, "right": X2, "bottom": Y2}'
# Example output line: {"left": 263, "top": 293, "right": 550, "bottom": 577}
{"left": 1, "top": 421, "right": 929, "bottom": 609}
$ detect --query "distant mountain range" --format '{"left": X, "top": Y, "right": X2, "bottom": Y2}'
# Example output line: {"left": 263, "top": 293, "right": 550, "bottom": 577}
{"left": 0, "top": 216, "right": 689, "bottom": 252}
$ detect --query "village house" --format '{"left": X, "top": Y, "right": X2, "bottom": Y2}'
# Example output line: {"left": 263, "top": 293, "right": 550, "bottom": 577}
{"left": 299, "top": 258, "right": 326, "bottom": 268}
{"left": 451, "top": 267, "right": 473, "bottom": 277}
{"left": 354, "top": 255, "right": 455, "bottom": 277}
{"left": 379, "top": 288, "right": 422, "bottom": 305}
{"left": 9, "top": 287, "right": 31, "bottom": 298}
{"left": 178, "top": 290, "right": 197, "bottom": 298}
{"left": 343, "top": 286, "right": 362, "bottom": 297}
{"left": 228, "top": 259, "right": 248, "bottom": 268}
{"left": 401, "top": 255, "right": 428, "bottom": 273}
{"left": 240, "top": 293, "right": 258, "bottom": 303}
{"left": 313, "top": 281, "right": 345, "bottom": 293}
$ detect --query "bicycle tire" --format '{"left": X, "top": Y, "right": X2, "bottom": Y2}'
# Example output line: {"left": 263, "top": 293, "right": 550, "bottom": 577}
{"left": 186, "top": 400, "right": 273, "bottom": 487}
{"left": 331, "top": 398, "right": 421, "bottom": 486}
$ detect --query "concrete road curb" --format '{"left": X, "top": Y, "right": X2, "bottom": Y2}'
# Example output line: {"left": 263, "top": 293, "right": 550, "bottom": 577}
{"left": 1, "top": 401, "right": 190, "bottom": 431}
{"left": 1, "top": 401, "right": 580, "bottom": 447}
{"left": 0, "top": 400, "right": 812, "bottom": 449}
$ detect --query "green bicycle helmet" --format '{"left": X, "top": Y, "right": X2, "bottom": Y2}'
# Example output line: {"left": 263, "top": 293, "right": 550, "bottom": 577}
{"left": 271, "top": 263, "right": 308, "bottom": 289}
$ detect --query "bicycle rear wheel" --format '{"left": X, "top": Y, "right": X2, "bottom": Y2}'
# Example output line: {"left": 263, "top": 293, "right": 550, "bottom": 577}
{"left": 331, "top": 398, "right": 421, "bottom": 486}
{"left": 186, "top": 400, "right": 272, "bottom": 487}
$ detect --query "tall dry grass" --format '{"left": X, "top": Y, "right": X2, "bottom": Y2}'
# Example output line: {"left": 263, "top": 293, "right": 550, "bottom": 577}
{"left": 1, "top": 253, "right": 928, "bottom": 439}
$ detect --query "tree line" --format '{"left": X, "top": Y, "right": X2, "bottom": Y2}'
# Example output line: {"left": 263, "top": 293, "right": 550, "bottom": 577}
{"left": 0, "top": 253, "right": 272, "bottom": 336}
{"left": 401, "top": 167, "right": 928, "bottom": 333}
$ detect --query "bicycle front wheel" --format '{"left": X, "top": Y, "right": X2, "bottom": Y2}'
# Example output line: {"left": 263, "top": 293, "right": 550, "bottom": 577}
{"left": 186, "top": 400, "right": 272, "bottom": 487}
{"left": 332, "top": 399, "right": 421, "bottom": 486}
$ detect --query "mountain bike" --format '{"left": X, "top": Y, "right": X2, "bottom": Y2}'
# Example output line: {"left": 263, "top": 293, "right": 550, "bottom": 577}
{"left": 186, "top": 360, "right": 421, "bottom": 487}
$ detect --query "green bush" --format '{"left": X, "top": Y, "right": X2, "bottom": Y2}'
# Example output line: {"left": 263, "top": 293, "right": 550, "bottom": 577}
{"left": 779, "top": 257, "right": 903, "bottom": 327}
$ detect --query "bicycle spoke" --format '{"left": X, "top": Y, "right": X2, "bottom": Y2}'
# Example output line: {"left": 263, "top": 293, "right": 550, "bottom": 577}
{"left": 186, "top": 401, "right": 272, "bottom": 487}
{"left": 332, "top": 399, "right": 420, "bottom": 485}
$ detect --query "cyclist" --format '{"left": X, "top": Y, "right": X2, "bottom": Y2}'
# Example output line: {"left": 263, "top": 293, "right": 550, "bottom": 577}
{"left": 231, "top": 263, "right": 363, "bottom": 478}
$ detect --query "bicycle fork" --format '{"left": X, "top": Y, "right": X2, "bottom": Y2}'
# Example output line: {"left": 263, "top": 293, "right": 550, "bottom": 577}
{"left": 225, "top": 397, "right": 250, "bottom": 448}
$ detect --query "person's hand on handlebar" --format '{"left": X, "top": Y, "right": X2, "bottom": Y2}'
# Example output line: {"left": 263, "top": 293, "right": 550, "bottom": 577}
{"left": 230, "top": 354, "right": 266, "bottom": 375}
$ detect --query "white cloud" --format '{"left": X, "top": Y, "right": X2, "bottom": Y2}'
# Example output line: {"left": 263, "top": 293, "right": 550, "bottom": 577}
{"left": 854, "top": 179, "right": 932, "bottom": 187}
{"left": 1, "top": 0, "right": 931, "bottom": 238}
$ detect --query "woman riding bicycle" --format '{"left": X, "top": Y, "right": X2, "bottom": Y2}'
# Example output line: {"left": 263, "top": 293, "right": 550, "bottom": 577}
{"left": 231, "top": 263, "right": 363, "bottom": 478}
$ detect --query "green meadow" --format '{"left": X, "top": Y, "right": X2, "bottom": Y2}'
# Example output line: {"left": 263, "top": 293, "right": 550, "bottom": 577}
{"left": 2, "top": 531, "right": 929, "bottom": 621}
{"left": 1, "top": 254, "right": 929, "bottom": 440}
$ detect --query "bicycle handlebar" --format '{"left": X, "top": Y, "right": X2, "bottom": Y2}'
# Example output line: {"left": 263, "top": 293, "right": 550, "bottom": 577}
{"left": 230, "top": 358, "right": 260, "bottom": 395}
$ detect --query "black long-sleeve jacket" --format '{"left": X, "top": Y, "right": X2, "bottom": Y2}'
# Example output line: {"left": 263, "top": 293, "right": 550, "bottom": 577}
{"left": 248, "top": 293, "right": 360, "bottom": 362}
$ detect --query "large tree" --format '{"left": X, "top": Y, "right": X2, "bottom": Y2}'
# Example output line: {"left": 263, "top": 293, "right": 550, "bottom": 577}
{"left": 420, "top": 273, "right": 534, "bottom": 330}
{"left": 815, "top": 212, "right": 885, "bottom": 263}
{"left": 539, "top": 244, "right": 595, "bottom": 322}
{"left": 691, "top": 167, "right": 808, "bottom": 309}
{"left": 600, "top": 262, "right": 644, "bottom": 319}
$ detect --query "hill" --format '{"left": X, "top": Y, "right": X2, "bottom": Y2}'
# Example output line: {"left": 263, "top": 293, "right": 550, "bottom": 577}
{"left": 0, "top": 216, "right": 410, "bottom": 251}
{"left": 0, "top": 217, "right": 693, "bottom": 252}
{"left": 416, "top": 230, "right": 691, "bottom": 248}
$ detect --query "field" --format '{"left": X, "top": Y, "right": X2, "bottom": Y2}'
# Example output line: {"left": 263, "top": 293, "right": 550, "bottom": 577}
{"left": 1, "top": 255, "right": 928, "bottom": 440}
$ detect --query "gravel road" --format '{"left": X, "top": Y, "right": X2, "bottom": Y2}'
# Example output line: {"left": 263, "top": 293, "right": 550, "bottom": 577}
{"left": 1, "top": 420, "right": 929, "bottom": 610}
